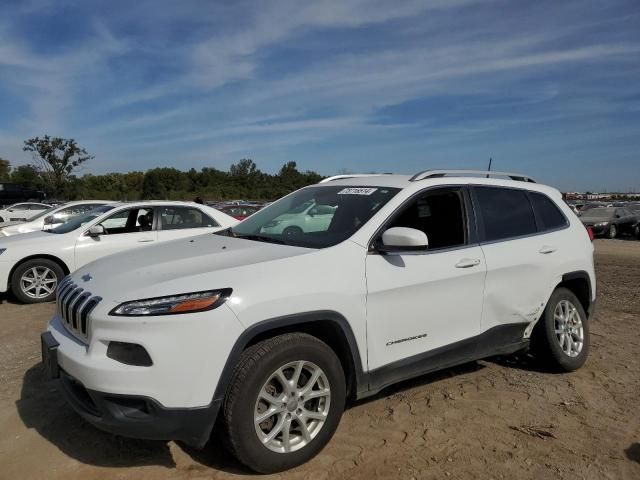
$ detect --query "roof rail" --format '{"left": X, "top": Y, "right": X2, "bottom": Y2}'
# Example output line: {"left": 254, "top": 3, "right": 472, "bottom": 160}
{"left": 318, "top": 173, "right": 392, "bottom": 183}
{"left": 409, "top": 169, "right": 536, "bottom": 183}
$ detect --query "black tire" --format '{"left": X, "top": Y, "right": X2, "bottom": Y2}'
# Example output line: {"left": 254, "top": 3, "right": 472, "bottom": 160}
{"left": 531, "top": 287, "right": 589, "bottom": 372}
{"left": 282, "top": 226, "right": 303, "bottom": 238}
{"left": 222, "top": 333, "right": 346, "bottom": 473}
{"left": 608, "top": 224, "right": 617, "bottom": 239}
{"left": 10, "top": 258, "right": 64, "bottom": 304}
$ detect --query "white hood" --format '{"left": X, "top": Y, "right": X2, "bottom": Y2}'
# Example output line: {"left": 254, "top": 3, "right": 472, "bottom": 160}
{"left": 0, "top": 220, "right": 21, "bottom": 228}
{"left": 0, "top": 230, "right": 66, "bottom": 258}
{"left": 71, "top": 232, "right": 314, "bottom": 304}
{"left": 0, "top": 218, "right": 43, "bottom": 236}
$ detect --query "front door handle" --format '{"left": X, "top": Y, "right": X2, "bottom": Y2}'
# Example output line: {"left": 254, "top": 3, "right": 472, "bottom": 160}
{"left": 455, "top": 258, "right": 481, "bottom": 268}
{"left": 539, "top": 245, "right": 557, "bottom": 254}
{"left": 138, "top": 239, "right": 154, "bottom": 243}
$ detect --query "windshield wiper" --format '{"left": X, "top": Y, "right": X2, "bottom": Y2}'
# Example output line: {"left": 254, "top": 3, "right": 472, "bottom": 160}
{"left": 233, "top": 234, "right": 288, "bottom": 245}
{"left": 215, "top": 227, "right": 235, "bottom": 237}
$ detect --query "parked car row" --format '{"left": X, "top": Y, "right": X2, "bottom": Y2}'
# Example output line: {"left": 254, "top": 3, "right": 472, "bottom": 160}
{"left": 0, "top": 201, "right": 237, "bottom": 302}
{"left": 578, "top": 205, "right": 640, "bottom": 239}
{"left": 216, "top": 203, "right": 264, "bottom": 220}
{"left": 0, "top": 200, "right": 113, "bottom": 235}
{"left": 31, "top": 170, "right": 597, "bottom": 473}
{"left": 0, "top": 202, "right": 51, "bottom": 223}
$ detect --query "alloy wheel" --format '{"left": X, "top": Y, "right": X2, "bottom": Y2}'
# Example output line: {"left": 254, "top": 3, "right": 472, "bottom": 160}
{"left": 20, "top": 266, "right": 58, "bottom": 299}
{"left": 553, "top": 299, "right": 584, "bottom": 358}
{"left": 254, "top": 360, "right": 331, "bottom": 453}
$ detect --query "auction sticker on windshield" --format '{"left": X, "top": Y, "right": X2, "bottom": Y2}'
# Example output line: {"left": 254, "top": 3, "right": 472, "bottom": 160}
{"left": 337, "top": 187, "right": 378, "bottom": 195}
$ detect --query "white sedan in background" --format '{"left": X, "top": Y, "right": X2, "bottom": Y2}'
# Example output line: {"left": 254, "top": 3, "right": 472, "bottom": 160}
{"left": 0, "top": 201, "right": 238, "bottom": 303}
{"left": 260, "top": 200, "right": 336, "bottom": 238}
{"left": 0, "top": 200, "right": 113, "bottom": 236}
{"left": 0, "top": 202, "right": 51, "bottom": 223}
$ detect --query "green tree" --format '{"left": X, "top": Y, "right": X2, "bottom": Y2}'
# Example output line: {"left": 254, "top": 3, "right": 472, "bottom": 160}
{"left": 10, "top": 164, "right": 44, "bottom": 188}
{"left": 23, "top": 136, "right": 93, "bottom": 196}
{"left": 0, "top": 157, "right": 11, "bottom": 181}
{"left": 141, "top": 169, "right": 168, "bottom": 199}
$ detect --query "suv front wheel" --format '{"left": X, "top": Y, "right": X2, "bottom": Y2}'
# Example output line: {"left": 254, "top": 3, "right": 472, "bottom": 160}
{"left": 222, "top": 333, "right": 346, "bottom": 473}
{"left": 531, "top": 287, "right": 590, "bottom": 371}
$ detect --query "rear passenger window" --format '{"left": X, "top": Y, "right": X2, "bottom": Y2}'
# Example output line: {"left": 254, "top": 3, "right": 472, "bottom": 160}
{"left": 160, "top": 207, "right": 218, "bottom": 230}
{"left": 529, "top": 192, "right": 567, "bottom": 231}
{"left": 474, "top": 187, "right": 536, "bottom": 242}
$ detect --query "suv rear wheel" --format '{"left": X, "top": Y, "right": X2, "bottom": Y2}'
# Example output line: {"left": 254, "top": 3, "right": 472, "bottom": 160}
{"left": 531, "top": 287, "right": 589, "bottom": 371}
{"left": 11, "top": 258, "right": 64, "bottom": 303}
{"left": 222, "top": 333, "right": 346, "bottom": 473}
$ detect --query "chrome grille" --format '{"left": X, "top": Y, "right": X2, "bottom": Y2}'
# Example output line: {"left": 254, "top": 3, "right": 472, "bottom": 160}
{"left": 56, "top": 277, "right": 101, "bottom": 342}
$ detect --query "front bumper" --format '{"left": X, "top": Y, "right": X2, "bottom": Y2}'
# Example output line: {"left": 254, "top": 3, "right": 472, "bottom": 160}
{"left": 0, "top": 260, "right": 11, "bottom": 293}
{"left": 47, "top": 303, "right": 243, "bottom": 408}
{"left": 58, "top": 368, "right": 220, "bottom": 447}
{"left": 44, "top": 300, "right": 244, "bottom": 446}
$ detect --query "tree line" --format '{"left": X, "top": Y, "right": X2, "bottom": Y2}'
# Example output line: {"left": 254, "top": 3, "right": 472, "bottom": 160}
{"left": 0, "top": 137, "right": 323, "bottom": 201}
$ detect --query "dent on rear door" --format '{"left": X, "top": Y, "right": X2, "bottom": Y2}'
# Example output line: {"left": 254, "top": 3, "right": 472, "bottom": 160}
{"left": 479, "top": 237, "right": 551, "bottom": 333}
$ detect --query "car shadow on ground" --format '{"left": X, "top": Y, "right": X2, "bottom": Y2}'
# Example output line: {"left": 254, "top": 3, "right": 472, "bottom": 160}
{"left": 17, "top": 360, "right": 487, "bottom": 473}
{"left": 17, "top": 363, "right": 177, "bottom": 469}
{"left": 486, "top": 351, "right": 556, "bottom": 374}
{"left": 626, "top": 443, "right": 640, "bottom": 463}
{"left": 0, "top": 292, "right": 13, "bottom": 304}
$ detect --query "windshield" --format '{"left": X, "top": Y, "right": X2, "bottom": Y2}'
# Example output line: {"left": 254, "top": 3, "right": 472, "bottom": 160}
{"left": 224, "top": 185, "right": 400, "bottom": 248}
{"left": 586, "top": 208, "right": 616, "bottom": 218}
{"left": 22, "top": 205, "right": 59, "bottom": 222}
{"left": 48, "top": 205, "right": 116, "bottom": 234}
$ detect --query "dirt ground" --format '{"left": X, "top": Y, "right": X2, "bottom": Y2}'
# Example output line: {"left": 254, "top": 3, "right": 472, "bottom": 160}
{"left": 0, "top": 239, "right": 638, "bottom": 480}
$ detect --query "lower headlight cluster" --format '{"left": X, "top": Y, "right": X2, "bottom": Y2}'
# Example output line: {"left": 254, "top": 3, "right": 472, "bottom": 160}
{"left": 110, "top": 289, "right": 232, "bottom": 316}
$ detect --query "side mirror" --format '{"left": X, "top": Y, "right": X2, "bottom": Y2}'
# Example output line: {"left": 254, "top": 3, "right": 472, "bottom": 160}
{"left": 44, "top": 215, "right": 53, "bottom": 225}
{"left": 378, "top": 227, "right": 428, "bottom": 253}
{"left": 87, "top": 225, "right": 105, "bottom": 237}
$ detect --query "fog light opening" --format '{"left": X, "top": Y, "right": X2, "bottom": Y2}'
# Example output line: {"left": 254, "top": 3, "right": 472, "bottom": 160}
{"left": 107, "top": 342, "right": 153, "bottom": 367}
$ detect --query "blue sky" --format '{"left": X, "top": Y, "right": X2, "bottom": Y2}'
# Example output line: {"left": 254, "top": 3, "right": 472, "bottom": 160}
{"left": 0, "top": 0, "right": 639, "bottom": 192}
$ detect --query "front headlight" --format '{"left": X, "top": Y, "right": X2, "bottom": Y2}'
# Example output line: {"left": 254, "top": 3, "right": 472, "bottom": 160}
{"left": 110, "top": 289, "right": 232, "bottom": 316}
{"left": 594, "top": 222, "right": 609, "bottom": 227}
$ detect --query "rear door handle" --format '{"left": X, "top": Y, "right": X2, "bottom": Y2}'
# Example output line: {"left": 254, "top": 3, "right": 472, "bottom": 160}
{"left": 455, "top": 258, "right": 481, "bottom": 268}
{"left": 539, "top": 245, "right": 557, "bottom": 254}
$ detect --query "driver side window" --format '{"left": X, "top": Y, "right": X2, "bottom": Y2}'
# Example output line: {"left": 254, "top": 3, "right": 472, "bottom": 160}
{"left": 386, "top": 188, "right": 467, "bottom": 250}
{"left": 99, "top": 208, "right": 154, "bottom": 234}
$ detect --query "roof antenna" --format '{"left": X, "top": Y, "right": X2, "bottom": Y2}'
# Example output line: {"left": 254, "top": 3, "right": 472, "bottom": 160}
{"left": 486, "top": 157, "right": 492, "bottom": 178}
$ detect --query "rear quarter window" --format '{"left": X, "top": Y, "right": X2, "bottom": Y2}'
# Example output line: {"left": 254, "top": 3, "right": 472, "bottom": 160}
{"left": 529, "top": 192, "right": 568, "bottom": 231}
{"left": 473, "top": 186, "right": 537, "bottom": 242}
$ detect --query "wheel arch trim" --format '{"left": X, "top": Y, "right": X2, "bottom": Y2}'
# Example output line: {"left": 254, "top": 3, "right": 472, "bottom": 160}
{"left": 558, "top": 270, "right": 594, "bottom": 316}
{"left": 211, "top": 311, "right": 367, "bottom": 404}
{"left": 8, "top": 254, "right": 71, "bottom": 289}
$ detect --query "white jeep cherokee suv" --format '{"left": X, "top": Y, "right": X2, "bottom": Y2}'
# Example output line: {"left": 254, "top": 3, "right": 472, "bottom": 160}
{"left": 41, "top": 170, "right": 595, "bottom": 473}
